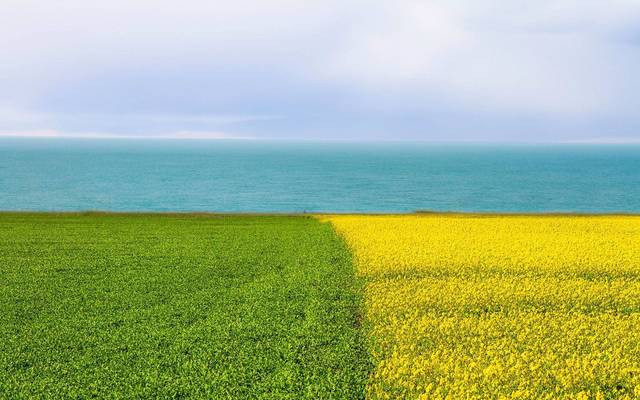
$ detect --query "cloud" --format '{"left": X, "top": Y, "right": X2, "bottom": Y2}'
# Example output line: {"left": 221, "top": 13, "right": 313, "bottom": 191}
{"left": 0, "top": 129, "right": 250, "bottom": 140}
{"left": 0, "top": 130, "right": 63, "bottom": 138}
{"left": 323, "top": 0, "right": 640, "bottom": 115}
{"left": 562, "top": 137, "right": 640, "bottom": 144}
{"left": 1, "top": 0, "right": 639, "bottom": 140}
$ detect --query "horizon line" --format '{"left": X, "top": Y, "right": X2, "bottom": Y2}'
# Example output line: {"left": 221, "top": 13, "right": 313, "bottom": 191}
{"left": 1, "top": 131, "right": 640, "bottom": 144}
{"left": 2, "top": 137, "right": 640, "bottom": 145}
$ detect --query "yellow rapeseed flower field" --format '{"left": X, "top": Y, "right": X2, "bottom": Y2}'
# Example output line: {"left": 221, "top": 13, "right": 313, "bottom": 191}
{"left": 324, "top": 215, "right": 640, "bottom": 400}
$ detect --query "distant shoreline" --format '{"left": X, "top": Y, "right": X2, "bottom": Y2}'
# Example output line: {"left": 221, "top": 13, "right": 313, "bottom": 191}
{"left": 1, "top": 210, "right": 639, "bottom": 217}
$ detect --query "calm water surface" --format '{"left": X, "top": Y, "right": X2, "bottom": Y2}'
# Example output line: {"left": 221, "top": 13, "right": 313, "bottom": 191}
{"left": 1, "top": 138, "right": 639, "bottom": 212}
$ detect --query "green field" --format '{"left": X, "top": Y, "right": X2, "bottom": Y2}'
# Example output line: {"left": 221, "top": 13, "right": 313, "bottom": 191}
{"left": 0, "top": 213, "right": 370, "bottom": 399}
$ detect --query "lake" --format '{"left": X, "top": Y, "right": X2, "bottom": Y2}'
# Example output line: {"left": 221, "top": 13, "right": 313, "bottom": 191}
{"left": 1, "top": 138, "right": 639, "bottom": 213}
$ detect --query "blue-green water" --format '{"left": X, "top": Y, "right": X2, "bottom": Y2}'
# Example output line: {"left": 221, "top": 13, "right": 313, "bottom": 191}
{"left": 1, "top": 138, "right": 639, "bottom": 213}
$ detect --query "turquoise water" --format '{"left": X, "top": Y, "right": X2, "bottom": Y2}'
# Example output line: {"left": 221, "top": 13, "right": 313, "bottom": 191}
{"left": 1, "top": 138, "right": 639, "bottom": 212}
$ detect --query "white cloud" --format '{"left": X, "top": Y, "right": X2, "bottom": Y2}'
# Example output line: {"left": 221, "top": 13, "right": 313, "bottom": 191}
{"left": 0, "top": 129, "right": 63, "bottom": 138}
{"left": 322, "top": 0, "right": 640, "bottom": 115}
{"left": 1, "top": 0, "right": 639, "bottom": 138}
{"left": 0, "top": 129, "right": 251, "bottom": 140}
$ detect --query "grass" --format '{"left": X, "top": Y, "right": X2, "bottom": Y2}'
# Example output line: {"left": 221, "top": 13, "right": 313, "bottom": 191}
{"left": 0, "top": 213, "right": 370, "bottom": 399}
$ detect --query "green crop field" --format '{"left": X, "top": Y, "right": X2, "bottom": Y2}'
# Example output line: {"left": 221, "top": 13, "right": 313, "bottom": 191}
{"left": 0, "top": 213, "right": 370, "bottom": 399}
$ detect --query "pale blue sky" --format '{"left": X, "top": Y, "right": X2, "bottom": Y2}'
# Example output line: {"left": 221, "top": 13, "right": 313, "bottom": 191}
{"left": 1, "top": 0, "right": 639, "bottom": 141}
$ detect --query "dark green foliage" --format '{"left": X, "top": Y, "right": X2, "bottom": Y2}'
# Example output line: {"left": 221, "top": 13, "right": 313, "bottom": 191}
{"left": 0, "top": 213, "right": 370, "bottom": 399}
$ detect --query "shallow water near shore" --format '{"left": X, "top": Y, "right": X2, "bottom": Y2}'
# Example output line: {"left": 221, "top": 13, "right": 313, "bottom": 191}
{"left": 1, "top": 138, "right": 639, "bottom": 213}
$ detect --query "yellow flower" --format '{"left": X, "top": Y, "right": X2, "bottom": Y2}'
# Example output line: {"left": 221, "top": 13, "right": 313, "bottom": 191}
{"left": 323, "top": 214, "right": 640, "bottom": 399}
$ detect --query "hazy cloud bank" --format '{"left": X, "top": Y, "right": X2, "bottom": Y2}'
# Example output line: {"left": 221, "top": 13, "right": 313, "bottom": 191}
{"left": 1, "top": 0, "right": 639, "bottom": 140}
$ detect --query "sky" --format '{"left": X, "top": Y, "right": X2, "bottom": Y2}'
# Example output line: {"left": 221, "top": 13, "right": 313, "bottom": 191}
{"left": 1, "top": 0, "right": 639, "bottom": 142}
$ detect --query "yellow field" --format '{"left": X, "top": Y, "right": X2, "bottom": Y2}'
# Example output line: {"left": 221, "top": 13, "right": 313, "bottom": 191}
{"left": 325, "top": 215, "right": 640, "bottom": 400}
